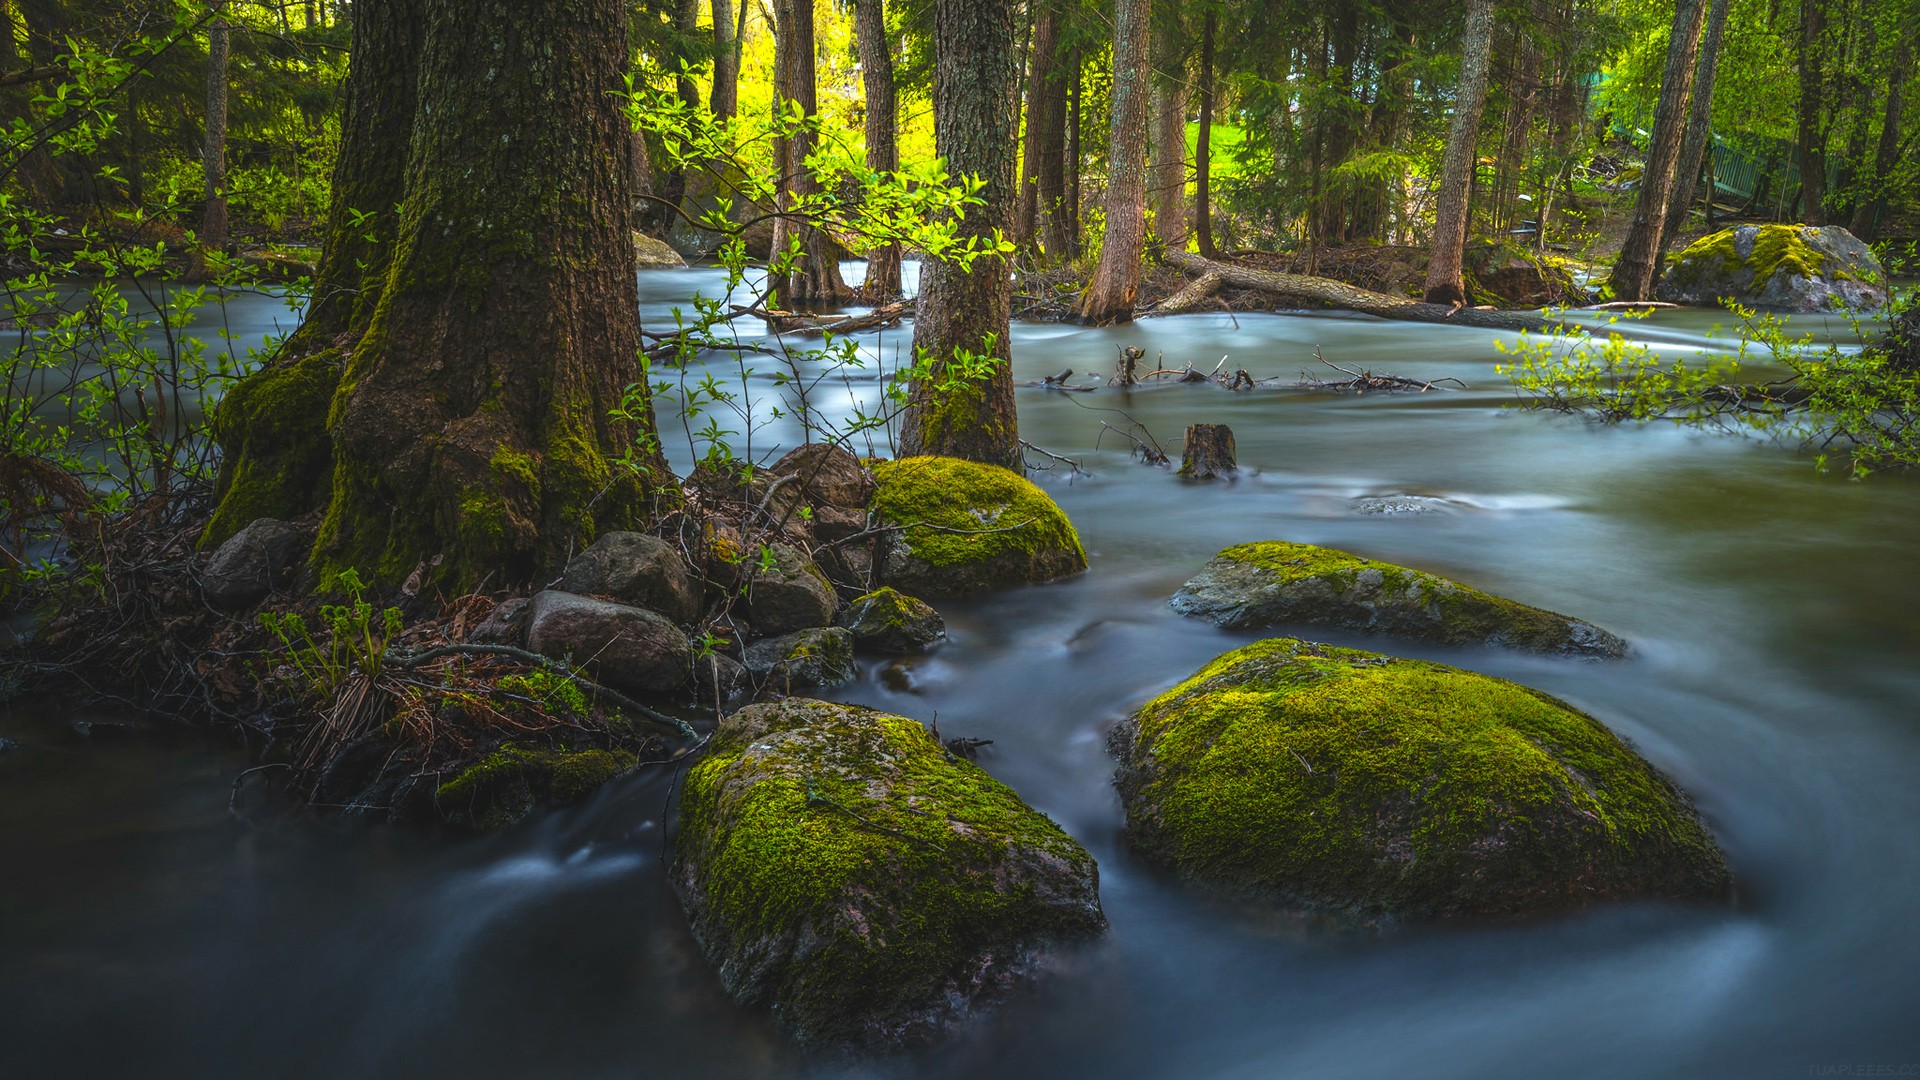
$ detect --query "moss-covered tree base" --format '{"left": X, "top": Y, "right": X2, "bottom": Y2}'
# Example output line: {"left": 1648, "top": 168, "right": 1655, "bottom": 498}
{"left": 673, "top": 699, "right": 1106, "bottom": 1048}
{"left": 1112, "top": 638, "right": 1731, "bottom": 923}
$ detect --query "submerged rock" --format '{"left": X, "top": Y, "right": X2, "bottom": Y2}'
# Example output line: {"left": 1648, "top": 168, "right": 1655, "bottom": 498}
{"left": 869, "top": 456, "right": 1087, "bottom": 596}
{"left": 743, "top": 626, "right": 856, "bottom": 691}
{"left": 202, "top": 518, "right": 310, "bottom": 608}
{"left": 1171, "top": 540, "right": 1626, "bottom": 658}
{"left": 742, "top": 544, "right": 839, "bottom": 635}
{"left": 555, "top": 531, "right": 703, "bottom": 624}
{"left": 1655, "top": 224, "right": 1887, "bottom": 311}
{"left": 673, "top": 699, "right": 1106, "bottom": 1048}
{"left": 838, "top": 587, "right": 945, "bottom": 653}
{"left": 524, "top": 590, "right": 692, "bottom": 695}
{"left": 1112, "top": 638, "right": 1730, "bottom": 922}
{"left": 434, "top": 744, "right": 636, "bottom": 830}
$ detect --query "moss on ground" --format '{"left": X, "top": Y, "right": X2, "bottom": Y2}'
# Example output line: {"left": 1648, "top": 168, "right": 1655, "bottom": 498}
{"left": 1115, "top": 638, "right": 1730, "bottom": 921}
{"left": 868, "top": 456, "right": 1086, "bottom": 594}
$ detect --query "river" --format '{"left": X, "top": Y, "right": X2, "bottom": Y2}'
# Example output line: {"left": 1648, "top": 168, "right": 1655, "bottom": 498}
{"left": 2, "top": 265, "right": 1917, "bottom": 1078}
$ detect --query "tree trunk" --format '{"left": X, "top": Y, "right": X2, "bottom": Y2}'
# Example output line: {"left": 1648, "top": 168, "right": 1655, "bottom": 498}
{"left": 1850, "top": 27, "right": 1913, "bottom": 240}
{"left": 1658, "top": 0, "right": 1731, "bottom": 274}
{"left": 711, "top": 0, "right": 738, "bottom": 119}
{"left": 1193, "top": 9, "right": 1217, "bottom": 258}
{"left": 899, "top": 0, "right": 1020, "bottom": 467}
{"left": 770, "top": 0, "right": 853, "bottom": 305}
{"left": 1065, "top": 47, "right": 1082, "bottom": 257}
{"left": 207, "top": 0, "right": 671, "bottom": 591}
{"left": 1015, "top": 0, "right": 1059, "bottom": 248}
{"left": 1179, "top": 423, "right": 1236, "bottom": 479}
{"left": 855, "top": 0, "right": 901, "bottom": 299}
{"left": 1170, "top": 250, "right": 1572, "bottom": 334}
{"left": 1609, "top": 0, "right": 1708, "bottom": 301}
{"left": 1147, "top": 14, "right": 1188, "bottom": 250}
{"left": 1033, "top": 10, "right": 1071, "bottom": 258}
{"left": 194, "top": 7, "right": 231, "bottom": 281}
{"left": 1795, "top": 0, "right": 1828, "bottom": 223}
{"left": 1074, "top": 0, "right": 1151, "bottom": 324}
{"left": 1422, "top": 0, "right": 1497, "bottom": 305}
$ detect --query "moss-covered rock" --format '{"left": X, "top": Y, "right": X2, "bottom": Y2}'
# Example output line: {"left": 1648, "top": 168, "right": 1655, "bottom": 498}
{"left": 434, "top": 744, "right": 636, "bottom": 830}
{"left": 869, "top": 456, "right": 1087, "bottom": 596}
{"left": 742, "top": 544, "right": 839, "bottom": 635}
{"left": 742, "top": 626, "right": 857, "bottom": 691}
{"left": 1655, "top": 223, "right": 1887, "bottom": 311}
{"left": 1112, "top": 638, "right": 1730, "bottom": 922}
{"left": 838, "top": 587, "right": 946, "bottom": 653}
{"left": 673, "top": 699, "right": 1106, "bottom": 1048}
{"left": 1171, "top": 540, "right": 1626, "bottom": 658}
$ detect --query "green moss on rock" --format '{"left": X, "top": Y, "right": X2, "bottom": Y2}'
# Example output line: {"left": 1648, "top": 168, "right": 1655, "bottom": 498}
{"left": 838, "top": 586, "right": 946, "bottom": 653}
{"left": 673, "top": 699, "right": 1106, "bottom": 1048}
{"left": 1657, "top": 224, "right": 1888, "bottom": 311}
{"left": 1171, "top": 540, "right": 1627, "bottom": 658}
{"left": 1113, "top": 638, "right": 1731, "bottom": 922}
{"left": 869, "top": 456, "right": 1087, "bottom": 596}
{"left": 434, "top": 744, "right": 635, "bottom": 830}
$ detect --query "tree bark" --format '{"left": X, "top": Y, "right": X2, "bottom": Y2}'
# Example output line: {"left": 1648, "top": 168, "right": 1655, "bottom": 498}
{"left": 1074, "top": 0, "right": 1151, "bottom": 324}
{"left": 1065, "top": 46, "right": 1082, "bottom": 257}
{"left": 1032, "top": 8, "right": 1071, "bottom": 258}
{"left": 1422, "top": 0, "right": 1497, "bottom": 305}
{"left": 1850, "top": 26, "right": 1913, "bottom": 240}
{"left": 1658, "top": 0, "right": 1731, "bottom": 274}
{"left": 1147, "top": 14, "right": 1188, "bottom": 250}
{"left": 899, "top": 0, "right": 1020, "bottom": 467}
{"left": 194, "top": 6, "right": 231, "bottom": 282}
{"left": 769, "top": 0, "right": 853, "bottom": 305}
{"left": 711, "top": 0, "right": 738, "bottom": 119}
{"left": 1179, "top": 423, "right": 1236, "bottom": 479}
{"left": 1170, "top": 250, "right": 1573, "bottom": 334}
{"left": 854, "top": 0, "right": 901, "bottom": 299}
{"left": 1609, "top": 0, "right": 1708, "bottom": 301}
{"left": 1795, "top": 0, "right": 1828, "bottom": 223}
{"left": 1193, "top": 9, "right": 1217, "bottom": 258}
{"left": 1015, "top": 0, "right": 1059, "bottom": 248}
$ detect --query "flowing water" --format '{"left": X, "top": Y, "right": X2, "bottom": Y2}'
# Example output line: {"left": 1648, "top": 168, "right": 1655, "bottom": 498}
{"left": 3, "top": 267, "right": 1918, "bottom": 1078}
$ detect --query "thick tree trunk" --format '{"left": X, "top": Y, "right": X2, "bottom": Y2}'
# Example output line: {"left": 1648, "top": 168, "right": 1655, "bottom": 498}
{"left": 1610, "top": 0, "right": 1708, "bottom": 301}
{"left": 1147, "top": 15, "right": 1188, "bottom": 250}
{"left": 1171, "top": 250, "right": 1572, "bottom": 334}
{"left": 769, "top": 0, "right": 853, "bottom": 305}
{"left": 1850, "top": 29, "right": 1913, "bottom": 240}
{"left": 1193, "top": 10, "right": 1217, "bottom": 258}
{"left": 193, "top": 9, "right": 231, "bottom": 281}
{"left": 711, "top": 0, "right": 738, "bottom": 118}
{"left": 899, "top": 0, "right": 1020, "bottom": 468}
{"left": 1795, "top": 0, "right": 1828, "bottom": 223}
{"left": 854, "top": 0, "right": 901, "bottom": 300}
{"left": 1015, "top": 1, "right": 1059, "bottom": 248}
{"left": 1074, "top": 0, "right": 1151, "bottom": 324}
{"left": 1422, "top": 0, "right": 1497, "bottom": 305}
{"left": 1658, "top": 0, "right": 1731, "bottom": 274}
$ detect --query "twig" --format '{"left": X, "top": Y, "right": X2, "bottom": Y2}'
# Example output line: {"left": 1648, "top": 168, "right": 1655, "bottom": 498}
{"left": 384, "top": 643, "right": 698, "bottom": 740}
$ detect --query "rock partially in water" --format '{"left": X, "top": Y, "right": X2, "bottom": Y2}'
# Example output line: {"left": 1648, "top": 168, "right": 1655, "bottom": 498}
{"left": 742, "top": 544, "right": 839, "bottom": 635}
{"left": 1171, "top": 540, "right": 1626, "bottom": 658}
{"left": 202, "top": 518, "right": 310, "bottom": 608}
{"left": 634, "top": 231, "right": 688, "bottom": 269}
{"left": 743, "top": 626, "right": 856, "bottom": 691}
{"left": 673, "top": 698, "right": 1106, "bottom": 1048}
{"left": 839, "top": 587, "right": 945, "bottom": 653}
{"left": 434, "top": 745, "right": 636, "bottom": 830}
{"left": 1656, "top": 224, "right": 1887, "bottom": 311}
{"left": 1351, "top": 494, "right": 1456, "bottom": 516}
{"left": 556, "top": 531, "right": 703, "bottom": 624}
{"left": 870, "top": 456, "right": 1086, "bottom": 596}
{"left": 1111, "top": 638, "right": 1731, "bottom": 922}
{"left": 524, "top": 590, "right": 692, "bottom": 695}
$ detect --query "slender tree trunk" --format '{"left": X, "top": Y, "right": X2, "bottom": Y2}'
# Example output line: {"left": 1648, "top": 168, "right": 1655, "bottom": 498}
{"left": 1422, "top": 0, "right": 1497, "bottom": 305}
{"left": 1609, "top": 0, "right": 1708, "bottom": 301}
{"left": 1658, "top": 0, "right": 1731, "bottom": 272}
{"left": 1850, "top": 27, "right": 1913, "bottom": 240}
{"left": 854, "top": 0, "right": 901, "bottom": 299}
{"left": 1033, "top": 12, "right": 1071, "bottom": 258}
{"left": 1066, "top": 47, "right": 1082, "bottom": 256}
{"left": 1074, "top": 0, "right": 1151, "bottom": 324}
{"left": 769, "top": 0, "right": 853, "bottom": 305}
{"left": 194, "top": 6, "right": 231, "bottom": 281}
{"left": 1795, "top": 0, "right": 1828, "bottom": 223}
{"left": 711, "top": 0, "right": 738, "bottom": 119}
{"left": 1016, "top": 0, "right": 1059, "bottom": 248}
{"left": 900, "top": 0, "right": 1020, "bottom": 467}
{"left": 1147, "top": 14, "right": 1188, "bottom": 250}
{"left": 1194, "top": 9, "right": 1217, "bottom": 258}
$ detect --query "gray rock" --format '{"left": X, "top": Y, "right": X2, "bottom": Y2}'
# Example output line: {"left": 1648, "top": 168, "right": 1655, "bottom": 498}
{"left": 556, "top": 531, "right": 703, "bottom": 624}
{"left": 838, "top": 587, "right": 945, "bottom": 653}
{"left": 524, "top": 590, "right": 692, "bottom": 695}
{"left": 769, "top": 442, "right": 875, "bottom": 509}
{"left": 742, "top": 544, "right": 838, "bottom": 635}
{"left": 634, "top": 231, "right": 688, "bottom": 269}
{"left": 743, "top": 626, "right": 856, "bottom": 690}
{"left": 1171, "top": 540, "right": 1626, "bottom": 659}
{"left": 692, "top": 651, "right": 749, "bottom": 704}
{"left": 671, "top": 699, "right": 1106, "bottom": 1048}
{"left": 203, "top": 518, "right": 310, "bottom": 608}
{"left": 467, "top": 597, "right": 531, "bottom": 646}
{"left": 1656, "top": 223, "right": 1888, "bottom": 311}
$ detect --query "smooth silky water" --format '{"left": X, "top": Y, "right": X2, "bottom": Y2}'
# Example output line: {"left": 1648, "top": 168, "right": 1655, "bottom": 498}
{"left": 3, "top": 266, "right": 1917, "bottom": 1078}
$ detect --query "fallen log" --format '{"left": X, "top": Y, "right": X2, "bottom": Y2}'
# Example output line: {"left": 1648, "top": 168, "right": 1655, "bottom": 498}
{"left": 1162, "top": 250, "right": 1580, "bottom": 335}
{"left": 1149, "top": 270, "right": 1224, "bottom": 316}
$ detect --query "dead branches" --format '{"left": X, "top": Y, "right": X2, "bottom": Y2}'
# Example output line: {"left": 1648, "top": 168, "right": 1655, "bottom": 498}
{"left": 1298, "top": 349, "right": 1466, "bottom": 394}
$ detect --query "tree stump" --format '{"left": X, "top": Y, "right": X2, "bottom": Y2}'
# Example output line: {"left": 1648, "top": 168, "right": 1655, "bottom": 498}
{"left": 1179, "top": 423, "right": 1236, "bottom": 479}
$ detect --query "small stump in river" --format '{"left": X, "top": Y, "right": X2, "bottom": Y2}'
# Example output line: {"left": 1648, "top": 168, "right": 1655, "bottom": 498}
{"left": 1179, "top": 423, "right": 1237, "bottom": 479}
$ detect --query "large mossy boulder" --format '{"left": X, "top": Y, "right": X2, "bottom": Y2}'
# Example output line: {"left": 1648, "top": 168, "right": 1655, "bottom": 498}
{"left": 1655, "top": 223, "right": 1887, "bottom": 311}
{"left": 1171, "top": 540, "right": 1626, "bottom": 658}
{"left": 869, "top": 456, "right": 1087, "bottom": 596}
{"left": 1112, "top": 639, "right": 1730, "bottom": 922}
{"left": 673, "top": 699, "right": 1106, "bottom": 1048}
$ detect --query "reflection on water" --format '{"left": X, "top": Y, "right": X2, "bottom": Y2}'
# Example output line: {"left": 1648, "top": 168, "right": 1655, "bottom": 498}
{"left": 3, "top": 267, "right": 1918, "bottom": 1078}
